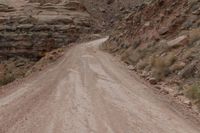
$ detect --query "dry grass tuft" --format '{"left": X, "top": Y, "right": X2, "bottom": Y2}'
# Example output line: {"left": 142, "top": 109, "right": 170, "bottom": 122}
{"left": 186, "top": 82, "right": 200, "bottom": 108}
{"left": 151, "top": 53, "right": 176, "bottom": 80}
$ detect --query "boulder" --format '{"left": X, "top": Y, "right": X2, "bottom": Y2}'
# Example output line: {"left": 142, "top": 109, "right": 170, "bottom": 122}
{"left": 149, "top": 78, "right": 157, "bottom": 85}
{"left": 127, "top": 65, "right": 135, "bottom": 71}
{"left": 167, "top": 35, "right": 188, "bottom": 48}
{"left": 158, "top": 27, "right": 169, "bottom": 35}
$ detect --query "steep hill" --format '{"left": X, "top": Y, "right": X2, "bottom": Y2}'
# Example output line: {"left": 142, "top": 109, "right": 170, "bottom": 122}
{"left": 102, "top": 0, "right": 200, "bottom": 110}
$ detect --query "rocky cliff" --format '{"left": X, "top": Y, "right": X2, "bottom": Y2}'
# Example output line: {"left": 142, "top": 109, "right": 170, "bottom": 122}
{"left": 0, "top": 0, "right": 98, "bottom": 85}
{"left": 102, "top": 0, "right": 200, "bottom": 110}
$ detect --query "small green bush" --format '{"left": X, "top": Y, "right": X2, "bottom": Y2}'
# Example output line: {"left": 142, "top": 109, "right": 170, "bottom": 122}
{"left": 0, "top": 74, "right": 15, "bottom": 86}
{"left": 186, "top": 83, "right": 200, "bottom": 101}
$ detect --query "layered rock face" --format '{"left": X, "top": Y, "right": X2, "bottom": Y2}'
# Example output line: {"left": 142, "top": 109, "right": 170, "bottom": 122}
{"left": 29, "top": 0, "right": 61, "bottom": 4}
{"left": 0, "top": 0, "right": 97, "bottom": 85}
{"left": 0, "top": 3, "right": 15, "bottom": 12}
{"left": 0, "top": 0, "right": 93, "bottom": 60}
{"left": 82, "top": 0, "right": 146, "bottom": 29}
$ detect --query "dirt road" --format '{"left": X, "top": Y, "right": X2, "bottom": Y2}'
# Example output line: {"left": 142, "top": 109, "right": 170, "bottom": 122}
{"left": 0, "top": 38, "right": 199, "bottom": 133}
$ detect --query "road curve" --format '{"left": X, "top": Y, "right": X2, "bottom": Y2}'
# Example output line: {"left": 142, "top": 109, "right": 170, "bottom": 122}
{"left": 0, "top": 38, "right": 200, "bottom": 133}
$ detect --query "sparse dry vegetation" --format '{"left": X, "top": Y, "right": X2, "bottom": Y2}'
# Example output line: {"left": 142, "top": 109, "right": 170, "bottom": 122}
{"left": 186, "top": 82, "right": 200, "bottom": 108}
{"left": 0, "top": 74, "right": 15, "bottom": 86}
{"left": 151, "top": 53, "right": 176, "bottom": 80}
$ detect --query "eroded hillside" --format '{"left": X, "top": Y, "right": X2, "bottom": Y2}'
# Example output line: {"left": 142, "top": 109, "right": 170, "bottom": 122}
{"left": 82, "top": 0, "right": 151, "bottom": 29}
{"left": 102, "top": 0, "right": 200, "bottom": 111}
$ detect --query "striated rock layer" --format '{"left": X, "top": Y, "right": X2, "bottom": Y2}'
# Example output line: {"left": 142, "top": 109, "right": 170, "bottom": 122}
{"left": 0, "top": 0, "right": 98, "bottom": 84}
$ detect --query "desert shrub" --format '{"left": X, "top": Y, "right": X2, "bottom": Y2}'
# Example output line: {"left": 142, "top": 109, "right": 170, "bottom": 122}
{"left": 0, "top": 74, "right": 15, "bottom": 86}
{"left": 151, "top": 53, "right": 176, "bottom": 80}
{"left": 152, "top": 57, "right": 168, "bottom": 80}
{"left": 165, "top": 53, "right": 176, "bottom": 66}
{"left": 189, "top": 28, "right": 200, "bottom": 45}
{"left": 186, "top": 82, "right": 200, "bottom": 108}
